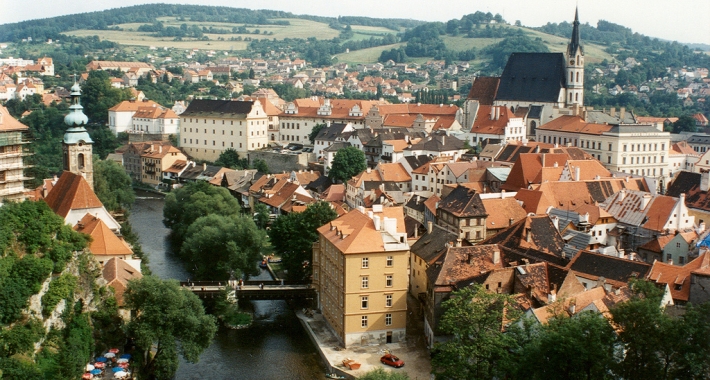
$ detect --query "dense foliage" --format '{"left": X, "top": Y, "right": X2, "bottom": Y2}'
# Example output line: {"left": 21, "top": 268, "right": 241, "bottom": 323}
{"left": 328, "top": 146, "right": 367, "bottom": 183}
{"left": 179, "top": 214, "right": 267, "bottom": 280}
{"left": 433, "top": 280, "right": 710, "bottom": 380}
{"left": 163, "top": 181, "right": 241, "bottom": 247}
{"left": 124, "top": 276, "right": 217, "bottom": 380}
{"left": 41, "top": 273, "right": 77, "bottom": 317}
{"left": 94, "top": 159, "right": 135, "bottom": 212}
{"left": 268, "top": 201, "right": 337, "bottom": 281}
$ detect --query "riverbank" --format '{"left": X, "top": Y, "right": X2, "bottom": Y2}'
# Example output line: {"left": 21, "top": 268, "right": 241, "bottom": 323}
{"left": 296, "top": 293, "right": 432, "bottom": 380}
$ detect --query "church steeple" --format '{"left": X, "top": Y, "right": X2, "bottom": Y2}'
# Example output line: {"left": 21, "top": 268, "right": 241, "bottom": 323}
{"left": 565, "top": 7, "right": 584, "bottom": 108}
{"left": 568, "top": 7, "right": 583, "bottom": 57}
{"left": 62, "top": 77, "right": 94, "bottom": 189}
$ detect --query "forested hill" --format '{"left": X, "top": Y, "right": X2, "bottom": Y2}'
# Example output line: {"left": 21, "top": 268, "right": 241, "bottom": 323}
{"left": 0, "top": 3, "right": 424, "bottom": 42}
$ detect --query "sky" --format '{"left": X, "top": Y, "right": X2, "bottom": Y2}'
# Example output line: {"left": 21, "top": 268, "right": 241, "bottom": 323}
{"left": 1, "top": 0, "right": 709, "bottom": 46}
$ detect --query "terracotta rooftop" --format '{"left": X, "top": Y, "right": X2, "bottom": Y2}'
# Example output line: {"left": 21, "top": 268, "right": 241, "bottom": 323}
{"left": 43, "top": 172, "right": 103, "bottom": 218}
{"left": 74, "top": 214, "right": 133, "bottom": 256}
{"left": 102, "top": 258, "right": 142, "bottom": 306}
{"left": 317, "top": 207, "right": 406, "bottom": 254}
{"left": 0, "top": 105, "right": 29, "bottom": 131}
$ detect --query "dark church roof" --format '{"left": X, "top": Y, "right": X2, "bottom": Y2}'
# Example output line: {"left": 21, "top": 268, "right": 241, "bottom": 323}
{"left": 568, "top": 8, "right": 583, "bottom": 56}
{"left": 467, "top": 77, "right": 500, "bottom": 105}
{"left": 496, "top": 52, "right": 567, "bottom": 103}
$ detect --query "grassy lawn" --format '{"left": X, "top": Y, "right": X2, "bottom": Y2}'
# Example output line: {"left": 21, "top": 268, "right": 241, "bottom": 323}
{"left": 335, "top": 42, "right": 404, "bottom": 64}
{"left": 442, "top": 36, "right": 505, "bottom": 51}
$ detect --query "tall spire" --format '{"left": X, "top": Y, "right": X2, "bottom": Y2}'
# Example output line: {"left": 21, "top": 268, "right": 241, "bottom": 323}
{"left": 568, "top": 7, "right": 582, "bottom": 56}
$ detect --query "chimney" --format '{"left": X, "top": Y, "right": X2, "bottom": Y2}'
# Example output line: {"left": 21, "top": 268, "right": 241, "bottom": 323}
{"left": 495, "top": 106, "right": 500, "bottom": 120}
{"left": 701, "top": 171, "right": 710, "bottom": 192}
{"left": 526, "top": 228, "right": 531, "bottom": 242}
{"left": 373, "top": 215, "right": 381, "bottom": 231}
{"left": 618, "top": 189, "right": 626, "bottom": 201}
{"left": 366, "top": 167, "right": 371, "bottom": 173}
{"left": 501, "top": 189, "right": 506, "bottom": 198}
{"left": 441, "top": 135, "right": 445, "bottom": 145}
{"left": 575, "top": 166, "right": 581, "bottom": 181}
{"left": 541, "top": 153, "right": 546, "bottom": 167}
{"left": 509, "top": 218, "right": 514, "bottom": 226}
{"left": 383, "top": 217, "right": 397, "bottom": 235}
{"left": 642, "top": 194, "right": 651, "bottom": 209}
{"left": 357, "top": 205, "right": 365, "bottom": 214}
{"left": 427, "top": 221, "right": 433, "bottom": 234}
{"left": 455, "top": 238, "right": 462, "bottom": 247}
{"left": 203, "top": 162, "right": 207, "bottom": 171}
{"left": 551, "top": 215, "right": 559, "bottom": 231}
{"left": 698, "top": 220, "right": 706, "bottom": 235}
{"left": 493, "top": 248, "right": 500, "bottom": 264}
{"left": 159, "top": 145, "right": 162, "bottom": 153}
{"left": 569, "top": 302, "right": 576, "bottom": 315}
{"left": 620, "top": 107, "right": 626, "bottom": 121}
{"left": 610, "top": 107, "right": 616, "bottom": 118}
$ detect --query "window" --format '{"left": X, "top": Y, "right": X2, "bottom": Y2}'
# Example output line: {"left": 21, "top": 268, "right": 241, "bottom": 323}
{"left": 666, "top": 254, "right": 672, "bottom": 262}
{"left": 361, "top": 276, "right": 369, "bottom": 289}
{"left": 679, "top": 256, "right": 685, "bottom": 265}
{"left": 362, "top": 258, "right": 369, "bottom": 268}
{"left": 386, "top": 256, "right": 393, "bottom": 267}
{"left": 386, "top": 275, "right": 393, "bottom": 287}
{"left": 361, "top": 296, "right": 368, "bottom": 309}
{"left": 361, "top": 316, "right": 368, "bottom": 328}
{"left": 386, "top": 294, "right": 392, "bottom": 307}
{"left": 385, "top": 313, "right": 392, "bottom": 326}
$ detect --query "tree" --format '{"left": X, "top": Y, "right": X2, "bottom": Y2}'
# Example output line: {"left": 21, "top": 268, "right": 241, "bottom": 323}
{"left": 251, "top": 158, "right": 269, "bottom": 174}
{"left": 163, "top": 181, "right": 241, "bottom": 247}
{"left": 179, "top": 214, "right": 266, "bottom": 280}
{"left": 252, "top": 202, "right": 270, "bottom": 229}
{"left": 268, "top": 201, "right": 337, "bottom": 281}
{"left": 518, "top": 311, "right": 617, "bottom": 379}
{"left": 124, "top": 276, "right": 217, "bottom": 380}
{"left": 93, "top": 159, "right": 135, "bottom": 212}
{"left": 328, "top": 147, "right": 366, "bottom": 183}
{"left": 80, "top": 70, "right": 131, "bottom": 125}
{"left": 214, "top": 148, "right": 248, "bottom": 169}
{"left": 308, "top": 123, "right": 327, "bottom": 144}
{"left": 672, "top": 115, "right": 697, "bottom": 133}
{"left": 431, "top": 285, "right": 521, "bottom": 380}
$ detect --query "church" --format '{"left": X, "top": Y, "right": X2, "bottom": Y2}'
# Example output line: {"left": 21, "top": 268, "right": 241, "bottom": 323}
{"left": 462, "top": 9, "right": 586, "bottom": 140}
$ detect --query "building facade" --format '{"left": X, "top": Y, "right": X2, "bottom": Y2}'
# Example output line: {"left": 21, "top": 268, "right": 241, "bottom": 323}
{"left": 179, "top": 100, "right": 269, "bottom": 161}
{"left": 0, "top": 105, "right": 31, "bottom": 203}
{"left": 313, "top": 206, "right": 409, "bottom": 347}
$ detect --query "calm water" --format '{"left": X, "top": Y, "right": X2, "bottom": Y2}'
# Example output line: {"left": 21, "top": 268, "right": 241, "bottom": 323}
{"left": 129, "top": 191, "right": 326, "bottom": 380}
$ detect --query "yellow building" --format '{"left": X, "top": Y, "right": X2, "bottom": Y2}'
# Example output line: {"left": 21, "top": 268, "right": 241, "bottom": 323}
{"left": 313, "top": 205, "right": 409, "bottom": 347}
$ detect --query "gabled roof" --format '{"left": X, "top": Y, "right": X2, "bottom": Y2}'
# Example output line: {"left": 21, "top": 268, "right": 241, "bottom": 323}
{"left": 470, "top": 106, "right": 516, "bottom": 135}
{"left": 103, "top": 258, "right": 142, "bottom": 306}
{"left": 378, "top": 162, "right": 411, "bottom": 182}
{"left": 74, "top": 214, "right": 133, "bottom": 256}
{"left": 317, "top": 207, "right": 406, "bottom": 254}
{"left": 482, "top": 215, "right": 566, "bottom": 257}
{"left": 182, "top": 99, "right": 256, "bottom": 116}
{"left": 410, "top": 224, "right": 459, "bottom": 264}
{"left": 0, "top": 105, "right": 29, "bottom": 131}
{"left": 603, "top": 190, "right": 681, "bottom": 232}
{"left": 568, "top": 250, "right": 651, "bottom": 288}
{"left": 496, "top": 53, "right": 566, "bottom": 103}
{"left": 108, "top": 99, "right": 161, "bottom": 112}
{"left": 503, "top": 153, "right": 570, "bottom": 191}
{"left": 481, "top": 197, "right": 527, "bottom": 230}
{"left": 466, "top": 77, "right": 499, "bottom": 105}
{"left": 538, "top": 115, "right": 614, "bottom": 135}
{"left": 427, "top": 244, "right": 503, "bottom": 290}
{"left": 406, "top": 135, "right": 464, "bottom": 152}
{"left": 438, "top": 185, "right": 487, "bottom": 218}
{"left": 638, "top": 231, "right": 698, "bottom": 253}
{"left": 43, "top": 171, "right": 103, "bottom": 218}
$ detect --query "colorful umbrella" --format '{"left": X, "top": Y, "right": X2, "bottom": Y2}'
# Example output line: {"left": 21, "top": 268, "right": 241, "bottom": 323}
{"left": 116, "top": 358, "right": 129, "bottom": 364}
{"left": 118, "top": 362, "right": 129, "bottom": 369}
{"left": 82, "top": 373, "right": 93, "bottom": 379}
{"left": 119, "top": 354, "right": 132, "bottom": 359}
{"left": 95, "top": 357, "right": 108, "bottom": 362}
{"left": 114, "top": 371, "right": 129, "bottom": 379}
{"left": 94, "top": 362, "right": 106, "bottom": 369}
{"left": 104, "top": 352, "right": 116, "bottom": 358}
{"left": 90, "top": 369, "right": 102, "bottom": 375}
{"left": 112, "top": 367, "right": 125, "bottom": 373}
{"left": 86, "top": 364, "right": 95, "bottom": 371}
{"left": 109, "top": 348, "right": 120, "bottom": 354}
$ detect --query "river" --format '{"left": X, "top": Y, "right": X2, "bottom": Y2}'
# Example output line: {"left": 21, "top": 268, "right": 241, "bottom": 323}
{"left": 129, "top": 191, "right": 326, "bottom": 380}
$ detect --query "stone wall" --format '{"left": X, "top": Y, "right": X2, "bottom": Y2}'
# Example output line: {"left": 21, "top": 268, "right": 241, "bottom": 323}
{"left": 128, "top": 132, "right": 172, "bottom": 143}
{"left": 248, "top": 151, "right": 313, "bottom": 173}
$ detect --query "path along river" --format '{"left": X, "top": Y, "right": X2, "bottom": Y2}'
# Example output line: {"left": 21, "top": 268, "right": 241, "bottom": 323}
{"left": 129, "top": 191, "right": 326, "bottom": 380}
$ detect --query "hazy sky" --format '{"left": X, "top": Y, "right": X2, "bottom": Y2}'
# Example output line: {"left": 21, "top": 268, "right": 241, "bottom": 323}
{"left": 1, "top": 0, "right": 709, "bottom": 45}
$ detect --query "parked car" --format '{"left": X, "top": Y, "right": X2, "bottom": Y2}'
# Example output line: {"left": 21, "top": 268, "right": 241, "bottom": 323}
{"left": 380, "top": 353, "right": 404, "bottom": 368}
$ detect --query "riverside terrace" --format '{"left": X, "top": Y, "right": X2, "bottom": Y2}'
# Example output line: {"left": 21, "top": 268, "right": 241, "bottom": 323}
{"left": 180, "top": 280, "right": 316, "bottom": 300}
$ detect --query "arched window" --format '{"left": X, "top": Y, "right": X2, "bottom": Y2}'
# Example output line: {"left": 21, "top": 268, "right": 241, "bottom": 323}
{"left": 575, "top": 93, "right": 579, "bottom": 102}
{"left": 576, "top": 72, "right": 580, "bottom": 82}
{"left": 576, "top": 55, "right": 580, "bottom": 65}
{"left": 78, "top": 153, "right": 85, "bottom": 170}
{"left": 569, "top": 93, "right": 573, "bottom": 102}
{"left": 530, "top": 121, "right": 537, "bottom": 135}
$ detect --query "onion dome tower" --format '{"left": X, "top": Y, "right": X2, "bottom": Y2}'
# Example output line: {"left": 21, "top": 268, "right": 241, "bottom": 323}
{"left": 63, "top": 78, "right": 94, "bottom": 189}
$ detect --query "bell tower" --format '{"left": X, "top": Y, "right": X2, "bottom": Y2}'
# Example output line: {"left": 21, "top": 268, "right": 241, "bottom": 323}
{"left": 62, "top": 78, "right": 94, "bottom": 189}
{"left": 565, "top": 8, "right": 584, "bottom": 108}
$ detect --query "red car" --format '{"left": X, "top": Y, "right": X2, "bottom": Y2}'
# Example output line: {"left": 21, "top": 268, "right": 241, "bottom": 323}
{"left": 380, "top": 353, "right": 404, "bottom": 368}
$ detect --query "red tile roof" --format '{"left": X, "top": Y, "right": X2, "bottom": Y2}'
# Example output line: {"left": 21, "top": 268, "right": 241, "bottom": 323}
{"left": 43, "top": 172, "right": 103, "bottom": 218}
